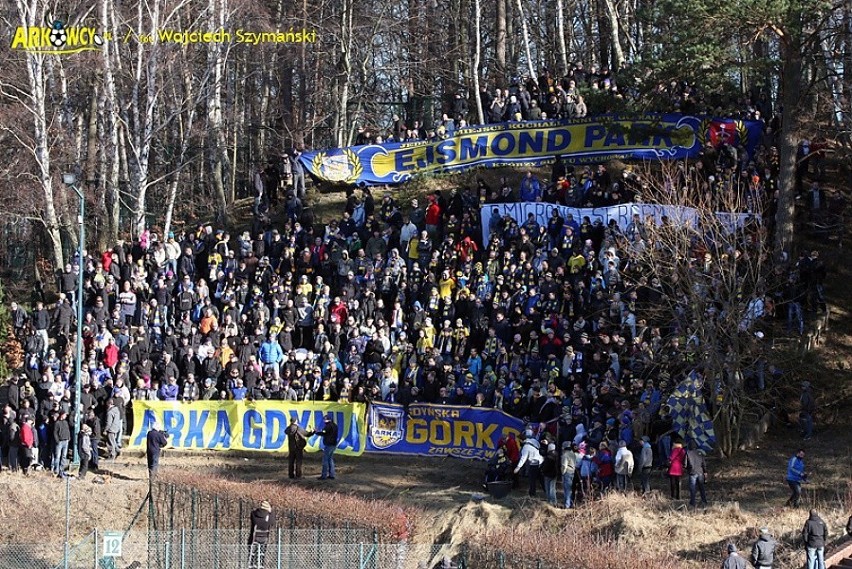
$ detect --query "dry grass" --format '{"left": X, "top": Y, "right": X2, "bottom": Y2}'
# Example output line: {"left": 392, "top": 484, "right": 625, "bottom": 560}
{"left": 157, "top": 470, "right": 420, "bottom": 542}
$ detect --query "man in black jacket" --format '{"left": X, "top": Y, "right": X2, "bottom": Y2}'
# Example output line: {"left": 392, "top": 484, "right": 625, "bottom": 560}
{"left": 51, "top": 410, "right": 70, "bottom": 476}
{"left": 311, "top": 413, "right": 339, "bottom": 480}
{"left": 248, "top": 500, "right": 275, "bottom": 569}
{"left": 750, "top": 528, "right": 776, "bottom": 569}
{"left": 802, "top": 509, "right": 828, "bottom": 569}
{"left": 85, "top": 407, "right": 102, "bottom": 471}
{"left": 285, "top": 418, "right": 309, "bottom": 479}
{"left": 146, "top": 421, "right": 169, "bottom": 476}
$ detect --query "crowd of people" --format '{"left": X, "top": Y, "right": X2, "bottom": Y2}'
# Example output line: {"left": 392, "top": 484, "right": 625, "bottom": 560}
{"left": 352, "top": 62, "right": 773, "bottom": 147}
{"left": 0, "top": 58, "right": 844, "bottom": 568}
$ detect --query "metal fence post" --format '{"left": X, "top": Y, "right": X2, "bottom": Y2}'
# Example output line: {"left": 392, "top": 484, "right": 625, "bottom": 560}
{"left": 536, "top": 558, "right": 543, "bottom": 569}
{"left": 359, "top": 543, "right": 364, "bottom": 569}
{"left": 164, "top": 542, "right": 171, "bottom": 569}
{"left": 93, "top": 528, "right": 98, "bottom": 569}
{"left": 169, "top": 484, "right": 176, "bottom": 535}
{"left": 498, "top": 551, "right": 505, "bottom": 569}
{"left": 180, "top": 529, "right": 186, "bottom": 569}
{"left": 276, "top": 528, "right": 282, "bottom": 569}
{"left": 214, "top": 496, "right": 220, "bottom": 569}
{"left": 288, "top": 510, "right": 295, "bottom": 569}
{"left": 316, "top": 519, "right": 322, "bottom": 569}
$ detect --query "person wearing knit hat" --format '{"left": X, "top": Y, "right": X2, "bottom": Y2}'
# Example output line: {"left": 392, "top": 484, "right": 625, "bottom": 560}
{"left": 249, "top": 500, "right": 276, "bottom": 568}
{"left": 722, "top": 543, "right": 747, "bottom": 569}
{"left": 749, "top": 528, "right": 776, "bottom": 569}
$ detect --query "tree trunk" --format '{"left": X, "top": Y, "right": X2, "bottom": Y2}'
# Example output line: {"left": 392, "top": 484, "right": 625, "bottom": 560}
{"left": 556, "top": 0, "right": 569, "bottom": 75}
{"left": 334, "top": 0, "right": 354, "bottom": 147}
{"left": 602, "top": 0, "right": 625, "bottom": 71}
{"left": 206, "top": 0, "right": 230, "bottom": 225}
{"left": 514, "top": 0, "right": 537, "bottom": 81}
{"left": 495, "top": 0, "right": 507, "bottom": 80}
{"left": 774, "top": 43, "right": 802, "bottom": 258}
{"left": 472, "top": 0, "right": 484, "bottom": 124}
{"left": 15, "top": 0, "right": 64, "bottom": 269}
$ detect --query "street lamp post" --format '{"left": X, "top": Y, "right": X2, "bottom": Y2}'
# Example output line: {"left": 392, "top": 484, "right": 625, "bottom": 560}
{"left": 63, "top": 172, "right": 84, "bottom": 465}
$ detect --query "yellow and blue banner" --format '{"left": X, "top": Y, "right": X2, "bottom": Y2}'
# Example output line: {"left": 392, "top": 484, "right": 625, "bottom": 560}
{"left": 666, "top": 378, "right": 716, "bottom": 452}
{"left": 128, "top": 400, "right": 367, "bottom": 456}
{"left": 366, "top": 402, "right": 524, "bottom": 460}
{"left": 299, "top": 114, "right": 763, "bottom": 186}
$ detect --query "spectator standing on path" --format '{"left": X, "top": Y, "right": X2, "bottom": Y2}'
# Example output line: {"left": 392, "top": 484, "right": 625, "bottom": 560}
{"left": 514, "top": 431, "right": 543, "bottom": 498}
{"left": 52, "top": 410, "right": 70, "bottom": 476}
{"left": 722, "top": 544, "right": 747, "bottom": 569}
{"left": 145, "top": 421, "right": 169, "bottom": 476}
{"left": 311, "top": 413, "right": 339, "bottom": 480}
{"left": 685, "top": 440, "right": 708, "bottom": 508}
{"left": 290, "top": 149, "right": 305, "bottom": 200}
{"left": 639, "top": 436, "right": 653, "bottom": 495}
{"left": 667, "top": 439, "right": 686, "bottom": 500}
{"left": 285, "top": 417, "right": 309, "bottom": 479}
{"left": 750, "top": 528, "right": 776, "bottom": 569}
{"left": 540, "top": 442, "right": 559, "bottom": 506}
{"left": 614, "top": 439, "right": 634, "bottom": 493}
{"left": 104, "top": 398, "right": 122, "bottom": 460}
{"left": 799, "top": 382, "right": 816, "bottom": 440}
{"left": 802, "top": 509, "right": 828, "bottom": 569}
{"left": 77, "top": 424, "right": 92, "bottom": 480}
{"left": 560, "top": 441, "right": 577, "bottom": 509}
{"left": 786, "top": 449, "right": 808, "bottom": 508}
{"left": 248, "top": 500, "right": 275, "bottom": 569}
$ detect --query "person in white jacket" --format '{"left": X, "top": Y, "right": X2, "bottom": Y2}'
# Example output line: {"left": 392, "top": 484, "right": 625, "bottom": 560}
{"left": 614, "top": 439, "right": 635, "bottom": 493}
{"left": 514, "top": 432, "right": 543, "bottom": 497}
{"left": 561, "top": 441, "right": 579, "bottom": 508}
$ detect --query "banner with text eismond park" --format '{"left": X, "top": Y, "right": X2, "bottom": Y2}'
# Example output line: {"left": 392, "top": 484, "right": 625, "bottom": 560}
{"left": 299, "top": 114, "right": 762, "bottom": 186}
{"left": 128, "top": 400, "right": 367, "bottom": 456}
{"left": 365, "top": 402, "right": 525, "bottom": 460}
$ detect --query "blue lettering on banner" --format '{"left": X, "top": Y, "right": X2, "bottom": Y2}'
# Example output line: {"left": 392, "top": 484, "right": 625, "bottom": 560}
{"left": 208, "top": 410, "right": 232, "bottom": 449}
{"left": 264, "top": 410, "right": 287, "bottom": 450}
{"left": 184, "top": 410, "right": 210, "bottom": 447}
{"left": 163, "top": 409, "right": 185, "bottom": 447}
{"left": 242, "top": 409, "right": 263, "bottom": 449}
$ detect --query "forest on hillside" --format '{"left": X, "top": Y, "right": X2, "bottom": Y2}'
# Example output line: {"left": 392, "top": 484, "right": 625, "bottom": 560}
{"left": 0, "top": 0, "right": 849, "bottom": 277}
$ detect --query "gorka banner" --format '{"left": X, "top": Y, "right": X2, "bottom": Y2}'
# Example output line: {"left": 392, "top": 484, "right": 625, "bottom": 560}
{"left": 481, "top": 202, "right": 759, "bottom": 244}
{"left": 128, "top": 400, "right": 367, "bottom": 456}
{"left": 366, "top": 402, "right": 524, "bottom": 460}
{"left": 299, "top": 114, "right": 762, "bottom": 186}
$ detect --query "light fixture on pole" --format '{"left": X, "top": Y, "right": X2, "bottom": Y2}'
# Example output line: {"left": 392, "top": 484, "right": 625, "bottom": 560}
{"left": 63, "top": 172, "right": 85, "bottom": 466}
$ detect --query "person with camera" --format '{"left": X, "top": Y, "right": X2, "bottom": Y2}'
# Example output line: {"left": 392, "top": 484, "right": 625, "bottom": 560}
{"left": 146, "top": 420, "right": 169, "bottom": 476}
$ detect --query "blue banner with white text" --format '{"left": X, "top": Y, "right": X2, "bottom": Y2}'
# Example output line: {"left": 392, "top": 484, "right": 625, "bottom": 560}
{"left": 366, "top": 402, "right": 525, "bottom": 460}
{"left": 299, "top": 114, "right": 763, "bottom": 186}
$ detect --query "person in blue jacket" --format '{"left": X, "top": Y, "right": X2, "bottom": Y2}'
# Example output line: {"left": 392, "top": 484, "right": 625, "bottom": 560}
{"left": 519, "top": 171, "right": 541, "bottom": 202}
{"left": 786, "top": 448, "right": 808, "bottom": 507}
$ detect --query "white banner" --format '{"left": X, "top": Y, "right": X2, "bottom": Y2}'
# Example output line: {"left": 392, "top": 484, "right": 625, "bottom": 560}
{"left": 480, "top": 202, "right": 758, "bottom": 243}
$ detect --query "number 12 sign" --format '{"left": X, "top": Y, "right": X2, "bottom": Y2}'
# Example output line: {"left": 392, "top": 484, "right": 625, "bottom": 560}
{"left": 102, "top": 531, "right": 123, "bottom": 558}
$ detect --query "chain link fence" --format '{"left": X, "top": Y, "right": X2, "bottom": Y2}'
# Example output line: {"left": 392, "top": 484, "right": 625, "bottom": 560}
{"left": 0, "top": 532, "right": 97, "bottom": 569}
{"left": 150, "top": 481, "right": 380, "bottom": 541}
{"left": 1, "top": 531, "right": 456, "bottom": 569}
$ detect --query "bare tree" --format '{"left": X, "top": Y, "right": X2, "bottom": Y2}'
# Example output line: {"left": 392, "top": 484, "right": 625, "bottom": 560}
{"left": 629, "top": 160, "right": 776, "bottom": 457}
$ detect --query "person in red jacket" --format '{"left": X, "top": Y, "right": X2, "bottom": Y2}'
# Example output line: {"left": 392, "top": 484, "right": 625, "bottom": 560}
{"left": 425, "top": 195, "right": 442, "bottom": 239}
{"left": 594, "top": 441, "right": 615, "bottom": 492}
{"left": 20, "top": 416, "right": 35, "bottom": 475}
{"left": 668, "top": 439, "right": 687, "bottom": 499}
{"left": 103, "top": 337, "right": 119, "bottom": 372}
